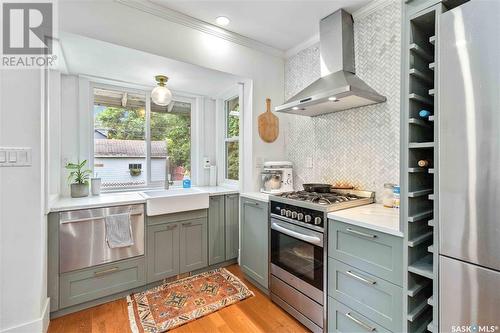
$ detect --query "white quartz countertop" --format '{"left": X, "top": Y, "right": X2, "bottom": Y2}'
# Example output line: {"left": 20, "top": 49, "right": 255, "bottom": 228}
{"left": 49, "top": 186, "right": 239, "bottom": 212}
{"left": 327, "top": 204, "right": 403, "bottom": 237}
{"left": 239, "top": 192, "right": 270, "bottom": 202}
{"left": 49, "top": 192, "right": 146, "bottom": 212}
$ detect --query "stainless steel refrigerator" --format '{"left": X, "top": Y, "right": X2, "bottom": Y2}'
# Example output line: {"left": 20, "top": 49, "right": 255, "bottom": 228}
{"left": 439, "top": 0, "right": 500, "bottom": 330}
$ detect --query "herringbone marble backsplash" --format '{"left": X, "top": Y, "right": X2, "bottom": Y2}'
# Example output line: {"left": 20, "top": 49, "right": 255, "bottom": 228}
{"left": 283, "top": 0, "right": 401, "bottom": 201}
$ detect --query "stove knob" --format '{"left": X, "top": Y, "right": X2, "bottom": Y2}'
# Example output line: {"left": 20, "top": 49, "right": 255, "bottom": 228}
{"left": 304, "top": 215, "right": 312, "bottom": 223}
{"left": 286, "top": 210, "right": 292, "bottom": 218}
{"left": 297, "top": 213, "right": 304, "bottom": 221}
{"left": 291, "top": 211, "right": 298, "bottom": 219}
{"left": 280, "top": 209, "right": 286, "bottom": 216}
{"left": 314, "top": 217, "right": 322, "bottom": 225}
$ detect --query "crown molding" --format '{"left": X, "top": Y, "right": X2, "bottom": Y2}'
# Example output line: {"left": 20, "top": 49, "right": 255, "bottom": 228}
{"left": 285, "top": 33, "right": 320, "bottom": 59}
{"left": 352, "top": 0, "right": 395, "bottom": 21}
{"left": 115, "top": 0, "right": 285, "bottom": 58}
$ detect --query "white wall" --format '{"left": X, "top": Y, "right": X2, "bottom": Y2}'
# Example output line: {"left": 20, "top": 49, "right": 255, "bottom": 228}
{"left": 0, "top": 70, "right": 49, "bottom": 332}
{"left": 58, "top": 0, "right": 286, "bottom": 192}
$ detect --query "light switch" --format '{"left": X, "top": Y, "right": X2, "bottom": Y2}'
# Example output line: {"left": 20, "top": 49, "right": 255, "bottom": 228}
{"left": 0, "top": 148, "right": 31, "bottom": 167}
{"left": 18, "top": 151, "right": 28, "bottom": 163}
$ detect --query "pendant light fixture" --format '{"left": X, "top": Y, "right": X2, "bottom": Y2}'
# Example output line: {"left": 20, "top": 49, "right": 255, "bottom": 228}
{"left": 151, "top": 75, "right": 172, "bottom": 106}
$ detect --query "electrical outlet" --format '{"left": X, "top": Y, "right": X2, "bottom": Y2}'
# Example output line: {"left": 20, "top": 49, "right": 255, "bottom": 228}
{"left": 306, "top": 157, "right": 313, "bottom": 168}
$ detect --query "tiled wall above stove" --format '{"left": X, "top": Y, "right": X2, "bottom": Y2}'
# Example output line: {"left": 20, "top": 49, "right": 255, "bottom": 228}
{"left": 283, "top": 0, "right": 401, "bottom": 201}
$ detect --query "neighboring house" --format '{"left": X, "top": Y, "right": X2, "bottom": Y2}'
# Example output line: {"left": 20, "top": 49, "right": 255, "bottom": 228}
{"left": 94, "top": 139, "right": 185, "bottom": 188}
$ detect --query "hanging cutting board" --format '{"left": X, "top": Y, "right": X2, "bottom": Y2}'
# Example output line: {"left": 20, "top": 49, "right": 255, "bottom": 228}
{"left": 258, "top": 98, "right": 279, "bottom": 143}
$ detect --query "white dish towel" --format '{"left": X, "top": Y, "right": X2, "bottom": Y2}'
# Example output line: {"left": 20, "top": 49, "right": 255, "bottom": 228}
{"left": 105, "top": 212, "right": 134, "bottom": 248}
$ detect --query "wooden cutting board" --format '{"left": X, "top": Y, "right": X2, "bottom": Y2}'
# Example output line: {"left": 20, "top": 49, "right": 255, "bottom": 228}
{"left": 258, "top": 98, "right": 279, "bottom": 143}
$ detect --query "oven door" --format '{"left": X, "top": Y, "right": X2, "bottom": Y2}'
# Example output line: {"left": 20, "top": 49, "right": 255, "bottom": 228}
{"left": 271, "top": 218, "right": 324, "bottom": 298}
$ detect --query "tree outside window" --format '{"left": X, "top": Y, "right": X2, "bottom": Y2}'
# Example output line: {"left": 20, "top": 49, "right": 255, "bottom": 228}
{"left": 225, "top": 96, "right": 239, "bottom": 181}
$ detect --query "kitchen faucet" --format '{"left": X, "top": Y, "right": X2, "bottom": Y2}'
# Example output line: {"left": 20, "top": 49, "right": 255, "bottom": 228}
{"left": 164, "top": 144, "right": 174, "bottom": 190}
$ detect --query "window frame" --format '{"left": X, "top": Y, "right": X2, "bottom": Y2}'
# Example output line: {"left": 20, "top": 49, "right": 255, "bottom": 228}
{"left": 217, "top": 87, "right": 242, "bottom": 187}
{"left": 89, "top": 81, "right": 196, "bottom": 192}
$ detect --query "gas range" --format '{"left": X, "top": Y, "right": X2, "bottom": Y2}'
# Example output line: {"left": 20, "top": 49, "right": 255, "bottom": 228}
{"left": 270, "top": 189, "right": 375, "bottom": 231}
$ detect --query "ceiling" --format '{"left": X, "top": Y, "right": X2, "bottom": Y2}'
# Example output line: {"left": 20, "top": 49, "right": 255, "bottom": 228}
{"left": 151, "top": 0, "right": 371, "bottom": 51}
{"left": 59, "top": 32, "right": 243, "bottom": 97}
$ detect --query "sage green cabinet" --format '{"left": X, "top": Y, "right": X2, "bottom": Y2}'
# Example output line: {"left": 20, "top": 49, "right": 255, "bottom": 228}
{"left": 146, "top": 223, "right": 180, "bottom": 283}
{"left": 208, "top": 194, "right": 240, "bottom": 265}
{"left": 208, "top": 196, "right": 225, "bottom": 265}
{"left": 329, "top": 220, "right": 403, "bottom": 286}
{"left": 328, "top": 297, "right": 391, "bottom": 333}
{"left": 225, "top": 194, "right": 239, "bottom": 260}
{"left": 146, "top": 209, "right": 208, "bottom": 283}
{"left": 328, "top": 258, "right": 403, "bottom": 332}
{"left": 60, "top": 257, "right": 146, "bottom": 309}
{"left": 180, "top": 217, "right": 208, "bottom": 273}
{"left": 240, "top": 197, "right": 269, "bottom": 289}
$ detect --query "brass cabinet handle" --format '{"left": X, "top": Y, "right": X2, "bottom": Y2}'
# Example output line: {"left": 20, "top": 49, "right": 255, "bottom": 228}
{"left": 346, "top": 228, "right": 377, "bottom": 238}
{"left": 182, "top": 222, "right": 192, "bottom": 227}
{"left": 94, "top": 267, "right": 119, "bottom": 277}
{"left": 166, "top": 224, "right": 177, "bottom": 231}
{"left": 346, "top": 270, "right": 376, "bottom": 285}
{"left": 345, "top": 312, "right": 376, "bottom": 331}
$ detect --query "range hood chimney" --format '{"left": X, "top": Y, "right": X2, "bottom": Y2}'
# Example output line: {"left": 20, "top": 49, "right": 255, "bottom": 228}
{"left": 275, "top": 9, "right": 386, "bottom": 117}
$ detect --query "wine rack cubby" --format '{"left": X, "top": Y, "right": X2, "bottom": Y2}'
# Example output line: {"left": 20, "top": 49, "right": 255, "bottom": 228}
{"left": 402, "top": 2, "right": 441, "bottom": 332}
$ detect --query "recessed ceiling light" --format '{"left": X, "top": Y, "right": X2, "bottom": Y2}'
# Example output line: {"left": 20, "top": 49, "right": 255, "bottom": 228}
{"left": 215, "top": 16, "right": 230, "bottom": 26}
{"left": 328, "top": 96, "right": 338, "bottom": 102}
{"left": 292, "top": 106, "right": 299, "bottom": 110}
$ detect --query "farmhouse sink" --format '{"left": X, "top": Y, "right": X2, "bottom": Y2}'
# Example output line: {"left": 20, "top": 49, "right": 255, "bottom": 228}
{"left": 141, "top": 188, "right": 209, "bottom": 216}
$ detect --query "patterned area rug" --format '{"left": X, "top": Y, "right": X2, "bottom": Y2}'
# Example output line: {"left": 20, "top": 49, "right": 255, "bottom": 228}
{"left": 127, "top": 268, "right": 254, "bottom": 332}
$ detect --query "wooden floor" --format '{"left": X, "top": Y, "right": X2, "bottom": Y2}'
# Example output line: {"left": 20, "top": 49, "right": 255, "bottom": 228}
{"left": 48, "top": 264, "right": 310, "bottom": 333}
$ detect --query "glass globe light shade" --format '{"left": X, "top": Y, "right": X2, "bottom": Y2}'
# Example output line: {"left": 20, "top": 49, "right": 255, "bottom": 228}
{"left": 151, "top": 85, "right": 172, "bottom": 106}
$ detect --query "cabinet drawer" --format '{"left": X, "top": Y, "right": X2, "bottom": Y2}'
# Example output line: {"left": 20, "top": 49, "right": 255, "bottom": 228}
{"left": 328, "top": 258, "right": 402, "bottom": 332}
{"left": 60, "top": 257, "right": 146, "bottom": 308}
{"left": 328, "top": 220, "right": 403, "bottom": 286}
{"left": 328, "top": 297, "right": 391, "bottom": 333}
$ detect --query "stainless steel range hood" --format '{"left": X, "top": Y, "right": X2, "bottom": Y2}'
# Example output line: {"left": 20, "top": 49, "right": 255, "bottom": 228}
{"left": 276, "top": 9, "right": 386, "bottom": 117}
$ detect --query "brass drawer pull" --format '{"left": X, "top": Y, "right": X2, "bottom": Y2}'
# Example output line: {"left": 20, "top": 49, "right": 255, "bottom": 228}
{"left": 346, "top": 270, "right": 376, "bottom": 285}
{"left": 166, "top": 225, "right": 177, "bottom": 231}
{"left": 346, "top": 228, "right": 377, "bottom": 238}
{"left": 182, "top": 222, "right": 192, "bottom": 227}
{"left": 345, "top": 312, "right": 376, "bottom": 331}
{"left": 94, "top": 267, "right": 119, "bottom": 277}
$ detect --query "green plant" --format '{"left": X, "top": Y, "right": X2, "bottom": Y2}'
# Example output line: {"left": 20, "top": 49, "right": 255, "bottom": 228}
{"left": 66, "top": 160, "right": 92, "bottom": 185}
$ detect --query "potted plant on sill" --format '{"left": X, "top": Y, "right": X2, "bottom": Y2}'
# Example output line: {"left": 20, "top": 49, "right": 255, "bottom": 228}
{"left": 66, "top": 160, "right": 92, "bottom": 198}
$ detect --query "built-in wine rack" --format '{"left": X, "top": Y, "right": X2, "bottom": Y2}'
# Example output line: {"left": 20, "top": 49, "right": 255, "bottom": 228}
{"left": 402, "top": 2, "right": 442, "bottom": 332}
{"left": 401, "top": 0, "right": 468, "bottom": 333}
{"left": 402, "top": 1, "right": 468, "bottom": 332}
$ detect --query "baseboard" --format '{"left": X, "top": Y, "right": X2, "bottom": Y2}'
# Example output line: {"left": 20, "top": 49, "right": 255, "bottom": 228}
{"left": 1, "top": 298, "right": 50, "bottom": 333}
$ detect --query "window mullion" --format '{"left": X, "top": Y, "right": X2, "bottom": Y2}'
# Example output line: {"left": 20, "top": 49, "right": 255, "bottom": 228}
{"left": 145, "top": 91, "right": 152, "bottom": 187}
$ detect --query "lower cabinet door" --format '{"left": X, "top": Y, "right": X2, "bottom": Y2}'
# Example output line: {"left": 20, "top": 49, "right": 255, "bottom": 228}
{"left": 180, "top": 217, "right": 208, "bottom": 273}
{"left": 208, "top": 196, "right": 225, "bottom": 265}
{"left": 225, "top": 194, "right": 239, "bottom": 260}
{"left": 240, "top": 198, "right": 269, "bottom": 289}
{"left": 328, "top": 297, "right": 391, "bottom": 333}
{"left": 60, "top": 257, "right": 146, "bottom": 308}
{"left": 146, "top": 223, "right": 180, "bottom": 283}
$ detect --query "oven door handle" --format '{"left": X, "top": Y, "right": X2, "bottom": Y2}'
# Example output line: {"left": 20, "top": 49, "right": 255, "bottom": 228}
{"left": 271, "top": 222, "right": 322, "bottom": 246}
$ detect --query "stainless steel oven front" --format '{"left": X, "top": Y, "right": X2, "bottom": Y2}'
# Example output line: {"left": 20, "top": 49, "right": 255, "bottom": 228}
{"left": 270, "top": 217, "right": 324, "bottom": 332}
